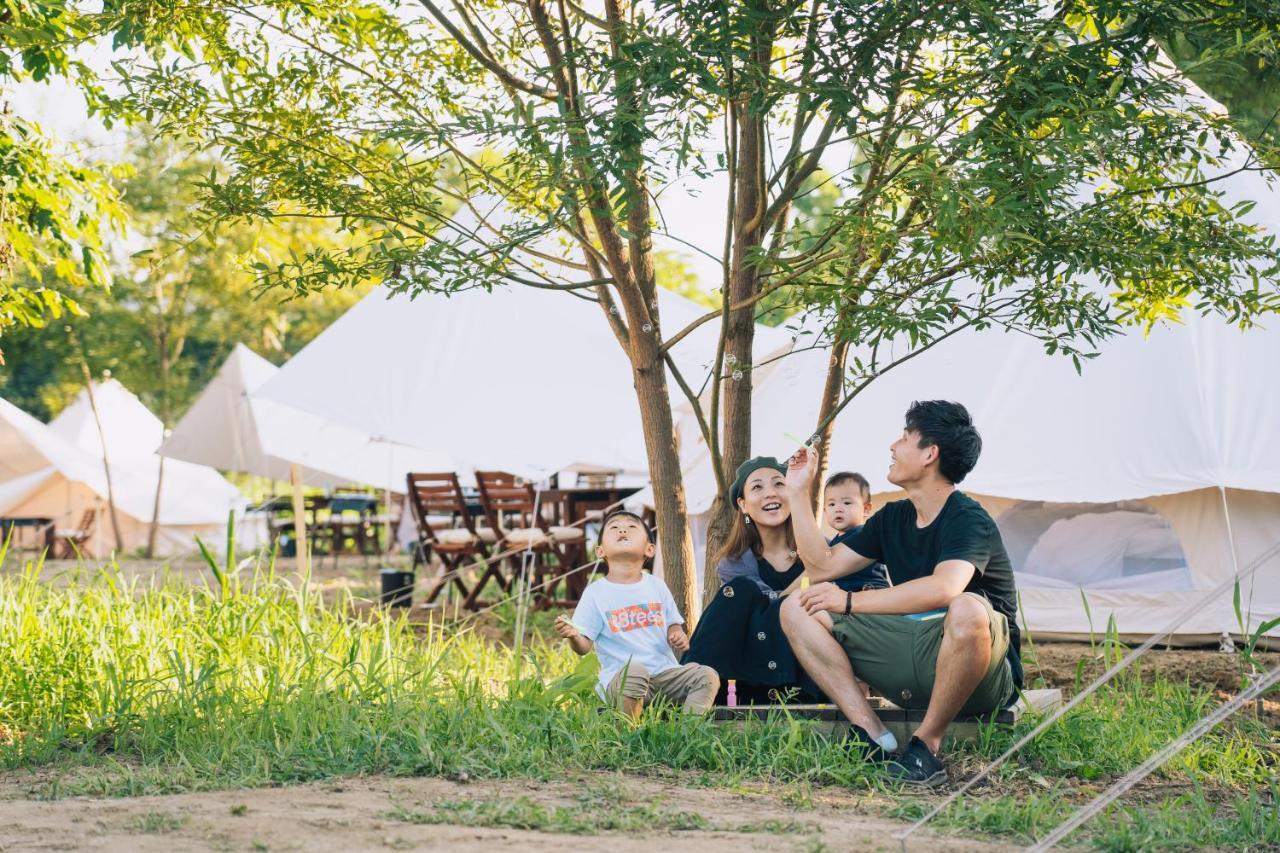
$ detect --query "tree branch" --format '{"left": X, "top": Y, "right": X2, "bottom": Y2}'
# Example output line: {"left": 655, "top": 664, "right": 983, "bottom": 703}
{"left": 416, "top": 0, "right": 558, "bottom": 99}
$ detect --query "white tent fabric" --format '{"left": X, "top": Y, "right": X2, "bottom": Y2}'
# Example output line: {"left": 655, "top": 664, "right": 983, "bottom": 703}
{"left": 48, "top": 381, "right": 165, "bottom": 462}
{"left": 255, "top": 285, "right": 791, "bottom": 478}
{"left": 0, "top": 384, "right": 247, "bottom": 556}
{"left": 668, "top": 308, "right": 1280, "bottom": 510}
{"left": 160, "top": 343, "right": 453, "bottom": 491}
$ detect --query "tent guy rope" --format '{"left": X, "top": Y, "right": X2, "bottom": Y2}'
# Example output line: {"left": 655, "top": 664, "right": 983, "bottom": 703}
{"left": 1027, "top": 661, "right": 1280, "bottom": 852}
{"left": 895, "top": 536, "right": 1280, "bottom": 850}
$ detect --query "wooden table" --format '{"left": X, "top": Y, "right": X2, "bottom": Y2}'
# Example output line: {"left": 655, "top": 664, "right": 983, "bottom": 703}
{"left": 258, "top": 494, "right": 386, "bottom": 559}
{"left": 539, "top": 486, "right": 642, "bottom": 528}
{"left": 0, "top": 517, "right": 55, "bottom": 552}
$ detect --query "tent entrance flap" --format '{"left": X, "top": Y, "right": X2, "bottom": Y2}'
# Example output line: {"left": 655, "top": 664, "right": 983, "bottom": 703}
{"left": 995, "top": 499, "right": 1191, "bottom": 592}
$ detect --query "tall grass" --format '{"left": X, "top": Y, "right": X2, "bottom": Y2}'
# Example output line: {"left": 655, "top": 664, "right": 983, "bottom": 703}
{"left": 0, "top": 556, "right": 871, "bottom": 788}
{"left": 0, "top": 553, "right": 1274, "bottom": 850}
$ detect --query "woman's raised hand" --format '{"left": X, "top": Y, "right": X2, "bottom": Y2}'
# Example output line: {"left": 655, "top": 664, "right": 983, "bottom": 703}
{"left": 785, "top": 444, "right": 818, "bottom": 492}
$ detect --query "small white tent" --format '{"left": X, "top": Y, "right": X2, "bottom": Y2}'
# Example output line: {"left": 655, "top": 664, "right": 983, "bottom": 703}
{"left": 0, "top": 383, "right": 247, "bottom": 556}
{"left": 161, "top": 343, "right": 454, "bottom": 491}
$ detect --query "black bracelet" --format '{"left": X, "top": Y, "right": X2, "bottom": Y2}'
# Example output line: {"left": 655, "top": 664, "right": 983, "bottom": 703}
{"left": 844, "top": 590, "right": 853, "bottom": 616}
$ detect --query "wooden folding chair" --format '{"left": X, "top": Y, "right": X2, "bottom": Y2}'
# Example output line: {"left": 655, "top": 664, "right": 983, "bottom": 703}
{"left": 474, "top": 470, "right": 587, "bottom": 609}
{"left": 406, "top": 472, "right": 499, "bottom": 607}
{"left": 53, "top": 509, "right": 97, "bottom": 559}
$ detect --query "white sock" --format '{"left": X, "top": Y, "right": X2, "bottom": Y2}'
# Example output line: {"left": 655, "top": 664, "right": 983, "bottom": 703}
{"left": 875, "top": 730, "right": 899, "bottom": 753}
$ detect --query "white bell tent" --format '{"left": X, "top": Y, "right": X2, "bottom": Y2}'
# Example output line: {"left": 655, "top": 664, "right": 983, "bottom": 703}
{"left": 0, "top": 382, "right": 247, "bottom": 556}
{"left": 161, "top": 343, "right": 453, "bottom": 491}
{"left": 656, "top": 151, "right": 1280, "bottom": 644}
{"left": 671, "top": 310, "right": 1279, "bottom": 643}
{"left": 254, "top": 284, "right": 791, "bottom": 480}
{"left": 252, "top": 193, "right": 791, "bottom": 481}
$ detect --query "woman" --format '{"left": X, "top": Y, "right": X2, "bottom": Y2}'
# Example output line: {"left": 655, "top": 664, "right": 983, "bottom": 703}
{"left": 682, "top": 456, "right": 815, "bottom": 704}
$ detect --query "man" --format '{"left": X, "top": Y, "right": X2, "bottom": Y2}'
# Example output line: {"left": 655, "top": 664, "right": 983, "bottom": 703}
{"left": 781, "top": 400, "right": 1022, "bottom": 787}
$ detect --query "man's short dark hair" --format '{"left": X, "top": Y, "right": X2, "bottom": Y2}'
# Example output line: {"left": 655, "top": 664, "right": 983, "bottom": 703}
{"left": 597, "top": 510, "right": 653, "bottom": 545}
{"left": 904, "top": 400, "right": 982, "bottom": 484}
{"left": 824, "top": 471, "right": 871, "bottom": 502}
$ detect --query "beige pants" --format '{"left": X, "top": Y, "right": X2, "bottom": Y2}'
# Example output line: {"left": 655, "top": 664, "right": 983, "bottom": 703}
{"left": 604, "top": 661, "right": 720, "bottom": 714}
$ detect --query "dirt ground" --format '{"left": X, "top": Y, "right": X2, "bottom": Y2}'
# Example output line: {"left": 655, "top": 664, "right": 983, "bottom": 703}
{"left": 0, "top": 771, "right": 1012, "bottom": 852}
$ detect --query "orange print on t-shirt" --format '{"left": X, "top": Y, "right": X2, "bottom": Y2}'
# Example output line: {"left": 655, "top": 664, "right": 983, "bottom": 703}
{"left": 606, "top": 603, "right": 665, "bottom": 633}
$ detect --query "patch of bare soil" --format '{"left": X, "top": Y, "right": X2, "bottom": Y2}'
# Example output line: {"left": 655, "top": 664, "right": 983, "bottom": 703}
{"left": 1028, "top": 641, "right": 1278, "bottom": 694}
{"left": 0, "top": 771, "right": 1014, "bottom": 852}
{"left": 1028, "top": 641, "right": 1280, "bottom": 728}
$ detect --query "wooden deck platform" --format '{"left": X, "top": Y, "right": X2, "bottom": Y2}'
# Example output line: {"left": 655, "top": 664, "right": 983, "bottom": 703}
{"left": 711, "top": 689, "right": 1063, "bottom": 743}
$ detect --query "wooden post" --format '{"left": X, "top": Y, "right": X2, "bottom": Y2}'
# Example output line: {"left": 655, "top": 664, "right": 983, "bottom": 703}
{"left": 289, "top": 463, "right": 309, "bottom": 579}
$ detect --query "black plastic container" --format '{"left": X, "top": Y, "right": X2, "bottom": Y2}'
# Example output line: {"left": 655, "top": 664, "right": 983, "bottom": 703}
{"left": 379, "top": 568, "right": 415, "bottom": 608}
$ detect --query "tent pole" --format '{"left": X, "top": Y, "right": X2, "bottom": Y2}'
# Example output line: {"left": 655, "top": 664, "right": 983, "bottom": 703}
{"left": 78, "top": 364, "right": 125, "bottom": 553}
{"left": 385, "top": 444, "right": 394, "bottom": 565}
{"left": 1218, "top": 486, "right": 1247, "bottom": 624}
{"left": 290, "top": 463, "right": 310, "bottom": 580}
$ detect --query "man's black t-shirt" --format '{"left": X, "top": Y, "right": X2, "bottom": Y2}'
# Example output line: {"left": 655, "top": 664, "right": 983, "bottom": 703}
{"left": 828, "top": 527, "right": 890, "bottom": 591}
{"left": 843, "top": 491, "right": 1023, "bottom": 687}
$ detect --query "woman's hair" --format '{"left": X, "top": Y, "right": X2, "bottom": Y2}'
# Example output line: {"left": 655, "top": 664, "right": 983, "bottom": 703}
{"left": 715, "top": 504, "right": 796, "bottom": 565}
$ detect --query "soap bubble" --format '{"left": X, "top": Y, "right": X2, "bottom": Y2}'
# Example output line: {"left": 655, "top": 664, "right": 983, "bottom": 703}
{"left": 731, "top": 369, "right": 743, "bottom": 381}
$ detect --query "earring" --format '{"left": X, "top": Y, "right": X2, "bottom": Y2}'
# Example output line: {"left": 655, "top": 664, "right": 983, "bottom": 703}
{"left": 743, "top": 515, "right": 752, "bottom": 526}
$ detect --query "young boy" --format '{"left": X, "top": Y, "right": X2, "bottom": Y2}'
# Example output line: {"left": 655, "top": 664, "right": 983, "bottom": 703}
{"left": 555, "top": 510, "right": 720, "bottom": 719}
{"left": 823, "top": 472, "right": 890, "bottom": 592}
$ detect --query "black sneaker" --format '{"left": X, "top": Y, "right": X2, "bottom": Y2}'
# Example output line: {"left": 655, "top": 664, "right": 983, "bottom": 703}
{"left": 842, "top": 724, "right": 889, "bottom": 763}
{"left": 885, "top": 737, "right": 947, "bottom": 787}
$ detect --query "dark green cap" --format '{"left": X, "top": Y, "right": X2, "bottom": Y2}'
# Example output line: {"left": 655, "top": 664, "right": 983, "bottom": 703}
{"left": 729, "top": 456, "right": 787, "bottom": 504}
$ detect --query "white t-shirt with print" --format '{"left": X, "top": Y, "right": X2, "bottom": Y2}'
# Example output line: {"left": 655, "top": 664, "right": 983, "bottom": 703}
{"left": 571, "top": 572, "right": 684, "bottom": 695}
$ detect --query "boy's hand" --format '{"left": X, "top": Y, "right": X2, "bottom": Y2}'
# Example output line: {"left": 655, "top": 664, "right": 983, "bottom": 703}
{"left": 786, "top": 445, "right": 818, "bottom": 493}
{"left": 798, "top": 581, "right": 846, "bottom": 616}
{"left": 554, "top": 614, "right": 581, "bottom": 639}
{"left": 667, "top": 624, "right": 690, "bottom": 653}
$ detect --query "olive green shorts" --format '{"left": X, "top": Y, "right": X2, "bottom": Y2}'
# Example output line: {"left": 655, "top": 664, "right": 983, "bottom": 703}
{"left": 829, "top": 593, "right": 1014, "bottom": 714}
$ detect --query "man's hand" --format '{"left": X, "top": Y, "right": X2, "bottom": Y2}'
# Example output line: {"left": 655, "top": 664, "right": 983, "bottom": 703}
{"left": 554, "top": 614, "right": 581, "bottom": 640}
{"left": 667, "top": 624, "right": 690, "bottom": 653}
{"left": 786, "top": 444, "right": 819, "bottom": 494}
{"left": 798, "top": 581, "right": 846, "bottom": 616}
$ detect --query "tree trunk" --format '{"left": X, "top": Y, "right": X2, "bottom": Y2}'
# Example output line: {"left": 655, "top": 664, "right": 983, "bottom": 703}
{"left": 630, "top": 328, "right": 699, "bottom": 625}
{"left": 702, "top": 86, "right": 769, "bottom": 597}
{"left": 701, "top": 493, "right": 734, "bottom": 602}
{"left": 809, "top": 339, "right": 850, "bottom": 510}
